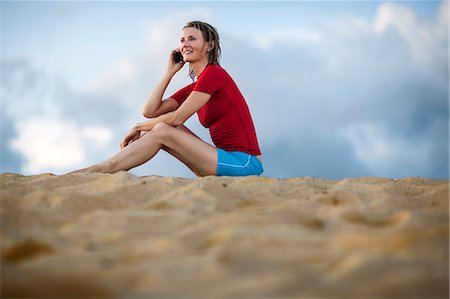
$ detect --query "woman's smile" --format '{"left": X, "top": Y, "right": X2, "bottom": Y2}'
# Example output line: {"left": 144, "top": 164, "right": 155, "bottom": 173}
{"left": 183, "top": 49, "right": 193, "bottom": 56}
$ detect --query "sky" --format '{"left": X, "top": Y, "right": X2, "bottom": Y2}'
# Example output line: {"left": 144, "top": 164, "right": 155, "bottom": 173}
{"left": 1, "top": 0, "right": 448, "bottom": 179}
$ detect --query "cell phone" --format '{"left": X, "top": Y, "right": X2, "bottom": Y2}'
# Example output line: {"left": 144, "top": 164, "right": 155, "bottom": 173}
{"left": 173, "top": 51, "right": 183, "bottom": 64}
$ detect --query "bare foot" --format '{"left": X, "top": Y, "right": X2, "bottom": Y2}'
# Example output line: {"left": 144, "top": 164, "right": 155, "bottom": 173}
{"left": 67, "top": 160, "right": 119, "bottom": 175}
{"left": 67, "top": 166, "right": 97, "bottom": 175}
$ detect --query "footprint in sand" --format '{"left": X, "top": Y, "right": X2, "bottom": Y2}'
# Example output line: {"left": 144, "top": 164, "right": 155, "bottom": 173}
{"left": 298, "top": 217, "right": 326, "bottom": 230}
{"left": 2, "top": 239, "right": 53, "bottom": 264}
{"left": 342, "top": 210, "right": 411, "bottom": 228}
{"left": 316, "top": 191, "right": 362, "bottom": 207}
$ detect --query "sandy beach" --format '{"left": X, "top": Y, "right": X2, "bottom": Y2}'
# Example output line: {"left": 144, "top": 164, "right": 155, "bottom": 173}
{"left": 1, "top": 173, "right": 448, "bottom": 298}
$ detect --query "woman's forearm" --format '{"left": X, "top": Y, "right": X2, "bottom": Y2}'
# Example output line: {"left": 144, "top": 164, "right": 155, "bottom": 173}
{"left": 142, "top": 71, "right": 175, "bottom": 118}
{"left": 135, "top": 111, "right": 181, "bottom": 132}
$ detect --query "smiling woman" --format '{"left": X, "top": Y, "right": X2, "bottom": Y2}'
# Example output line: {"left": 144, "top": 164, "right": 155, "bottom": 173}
{"left": 71, "top": 21, "right": 263, "bottom": 177}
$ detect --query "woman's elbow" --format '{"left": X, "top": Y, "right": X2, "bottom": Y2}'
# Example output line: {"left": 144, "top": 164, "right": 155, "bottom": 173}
{"left": 142, "top": 110, "right": 154, "bottom": 119}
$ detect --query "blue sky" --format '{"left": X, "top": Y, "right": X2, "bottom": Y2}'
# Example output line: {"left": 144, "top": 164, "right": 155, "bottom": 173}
{"left": 1, "top": 1, "right": 448, "bottom": 179}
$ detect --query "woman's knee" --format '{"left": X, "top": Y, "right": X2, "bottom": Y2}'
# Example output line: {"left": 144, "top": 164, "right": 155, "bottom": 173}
{"left": 150, "top": 122, "right": 173, "bottom": 141}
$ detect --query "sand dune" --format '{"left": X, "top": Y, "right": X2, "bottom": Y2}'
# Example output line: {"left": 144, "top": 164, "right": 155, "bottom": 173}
{"left": 1, "top": 173, "right": 448, "bottom": 298}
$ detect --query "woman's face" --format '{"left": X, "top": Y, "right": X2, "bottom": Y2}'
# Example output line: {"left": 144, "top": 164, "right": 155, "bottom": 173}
{"left": 180, "top": 27, "right": 208, "bottom": 63}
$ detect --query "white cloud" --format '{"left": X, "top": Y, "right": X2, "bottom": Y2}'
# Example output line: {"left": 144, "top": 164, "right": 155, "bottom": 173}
{"left": 373, "top": 1, "right": 448, "bottom": 70}
{"left": 85, "top": 58, "right": 138, "bottom": 92}
{"left": 252, "top": 29, "right": 323, "bottom": 51}
{"left": 332, "top": 16, "right": 371, "bottom": 36}
{"left": 11, "top": 118, "right": 113, "bottom": 174}
{"left": 339, "top": 123, "right": 432, "bottom": 177}
{"left": 81, "top": 127, "right": 113, "bottom": 151}
{"left": 373, "top": 3, "right": 417, "bottom": 35}
{"left": 438, "top": 1, "right": 448, "bottom": 26}
{"left": 11, "top": 119, "right": 85, "bottom": 173}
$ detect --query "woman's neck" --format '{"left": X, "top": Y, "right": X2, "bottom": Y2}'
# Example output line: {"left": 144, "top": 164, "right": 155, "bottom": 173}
{"left": 190, "top": 58, "right": 209, "bottom": 78}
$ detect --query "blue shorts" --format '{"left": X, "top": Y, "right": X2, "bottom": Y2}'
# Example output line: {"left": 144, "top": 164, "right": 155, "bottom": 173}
{"left": 216, "top": 148, "right": 264, "bottom": 177}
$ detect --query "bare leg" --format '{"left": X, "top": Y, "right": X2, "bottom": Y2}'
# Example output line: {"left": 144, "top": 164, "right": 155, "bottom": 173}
{"left": 70, "top": 123, "right": 218, "bottom": 176}
{"left": 160, "top": 125, "right": 204, "bottom": 176}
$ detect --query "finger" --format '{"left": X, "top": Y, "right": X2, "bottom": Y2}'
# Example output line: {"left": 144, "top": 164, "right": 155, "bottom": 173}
{"left": 121, "top": 137, "right": 129, "bottom": 149}
{"left": 170, "top": 49, "right": 178, "bottom": 59}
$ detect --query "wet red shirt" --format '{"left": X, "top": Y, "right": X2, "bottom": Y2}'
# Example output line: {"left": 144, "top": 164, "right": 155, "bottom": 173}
{"left": 170, "top": 64, "right": 261, "bottom": 156}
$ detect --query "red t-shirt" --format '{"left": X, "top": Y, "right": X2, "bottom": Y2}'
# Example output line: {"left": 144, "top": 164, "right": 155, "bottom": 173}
{"left": 170, "top": 64, "right": 261, "bottom": 156}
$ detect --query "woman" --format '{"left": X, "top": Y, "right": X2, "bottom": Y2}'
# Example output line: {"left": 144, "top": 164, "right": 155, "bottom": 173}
{"left": 73, "top": 21, "right": 263, "bottom": 177}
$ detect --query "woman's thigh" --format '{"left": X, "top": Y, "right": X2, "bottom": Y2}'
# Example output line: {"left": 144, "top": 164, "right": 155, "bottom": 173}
{"left": 151, "top": 124, "right": 218, "bottom": 177}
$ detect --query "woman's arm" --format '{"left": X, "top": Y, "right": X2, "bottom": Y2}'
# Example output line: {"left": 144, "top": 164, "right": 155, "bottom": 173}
{"left": 142, "top": 50, "right": 184, "bottom": 118}
{"left": 138, "top": 91, "right": 210, "bottom": 130}
{"left": 145, "top": 98, "right": 179, "bottom": 118}
{"left": 121, "top": 91, "right": 211, "bottom": 148}
{"left": 142, "top": 72, "right": 175, "bottom": 118}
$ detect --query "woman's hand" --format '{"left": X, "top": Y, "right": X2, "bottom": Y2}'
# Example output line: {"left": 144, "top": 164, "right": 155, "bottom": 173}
{"left": 120, "top": 126, "right": 141, "bottom": 149}
{"left": 166, "top": 48, "right": 185, "bottom": 75}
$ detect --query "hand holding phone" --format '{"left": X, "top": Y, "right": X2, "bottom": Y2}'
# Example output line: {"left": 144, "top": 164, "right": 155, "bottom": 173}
{"left": 173, "top": 51, "right": 183, "bottom": 64}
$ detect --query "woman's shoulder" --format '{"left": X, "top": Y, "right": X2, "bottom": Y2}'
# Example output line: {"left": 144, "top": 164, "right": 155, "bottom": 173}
{"left": 203, "top": 64, "right": 230, "bottom": 81}
{"left": 205, "top": 64, "right": 226, "bottom": 74}
{"left": 194, "top": 64, "right": 231, "bottom": 93}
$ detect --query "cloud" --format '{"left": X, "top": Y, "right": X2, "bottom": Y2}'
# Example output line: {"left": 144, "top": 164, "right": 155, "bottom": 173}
{"left": 85, "top": 58, "right": 139, "bottom": 92}
{"left": 339, "top": 122, "right": 432, "bottom": 177}
{"left": 2, "top": 59, "right": 61, "bottom": 120}
{"left": 373, "top": 1, "right": 448, "bottom": 75}
{"left": 2, "top": 59, "right": 120, "bottom": 174}
{"left": 11, "top": 118, "right": 85, "bottom": 173}
{"left": 81, "top": 127, "right": 113, "bottom": 151}
{"left": 252, "top": 29, "right": 323, "bottom": 51}
{"left": 261, "top": 129, "right": 371, "bottom": 179}
{"left": 0, "top": 110, "right": 25, "bottom": 173}
{"left": 10, "top": 118, "right": 113, "bottom": 174}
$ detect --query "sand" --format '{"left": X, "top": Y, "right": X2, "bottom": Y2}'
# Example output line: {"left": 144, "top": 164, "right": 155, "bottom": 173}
{"left": 1, "top": 172, "right": 448, "bottom": 298}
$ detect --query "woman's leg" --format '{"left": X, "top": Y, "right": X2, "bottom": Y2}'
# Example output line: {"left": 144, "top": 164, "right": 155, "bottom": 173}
{"left": 159, "top": 125, "right": 205, "bottom": 176}
{"left": 71, "top": 123, "right": 218, "bottom": 176}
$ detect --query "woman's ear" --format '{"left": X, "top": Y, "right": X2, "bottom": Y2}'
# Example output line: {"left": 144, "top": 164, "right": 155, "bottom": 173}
{"left": 208, "top": 41, "right": 214, "bottom": 52}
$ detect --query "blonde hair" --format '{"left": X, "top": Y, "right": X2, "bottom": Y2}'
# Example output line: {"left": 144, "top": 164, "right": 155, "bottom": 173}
{"left": 183, "top": 21, "right": 221, "bottom": 81}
